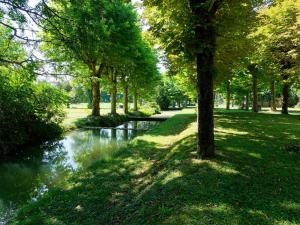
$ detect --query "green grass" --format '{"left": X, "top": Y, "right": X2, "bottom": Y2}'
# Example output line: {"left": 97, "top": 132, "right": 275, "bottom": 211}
{"left": 63, "top": 103, "right": 158, "bottom": 130}
{"left": 12, "top": 109, "right": 300, "bottom": 225}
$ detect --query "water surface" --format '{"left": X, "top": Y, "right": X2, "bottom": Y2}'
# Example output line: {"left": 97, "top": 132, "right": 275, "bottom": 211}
{"left": 0, "top": 120, "right": 159, "bottom": 223}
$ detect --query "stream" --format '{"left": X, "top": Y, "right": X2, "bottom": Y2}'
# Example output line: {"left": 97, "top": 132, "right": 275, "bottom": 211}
{"left": 0, "top": 120, "right": 160, "bottom": 223}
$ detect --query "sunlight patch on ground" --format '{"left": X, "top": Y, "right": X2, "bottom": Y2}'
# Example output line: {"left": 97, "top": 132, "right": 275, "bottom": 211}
{"left": 215, "top": 128, "right": 249, "bottom": 136}
{"left": 160, "top": 170, "right": 183, "bottom": 185}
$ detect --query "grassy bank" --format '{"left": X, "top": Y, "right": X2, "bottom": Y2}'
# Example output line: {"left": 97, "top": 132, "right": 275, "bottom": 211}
{"left": 13, "top": 109, "right": 300, "bottom": 225}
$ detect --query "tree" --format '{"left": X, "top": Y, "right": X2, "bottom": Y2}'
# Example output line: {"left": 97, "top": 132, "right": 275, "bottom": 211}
{"left": 41, "top": 0, "right": 139, "bottom": 116}
{"left": 128, "top": 40, "right": 160, "bottom": 112}
{"left": 144, "top": 0, "right": 264, "bottom": 158}
{"left": 157, "top": 76, "right": 188, "bottom": 110}
{"left": 0, "top": 25, "right": 67, "bottom": 158}
{"left": 254, "top": 0, "right": 300, "bottom": 114}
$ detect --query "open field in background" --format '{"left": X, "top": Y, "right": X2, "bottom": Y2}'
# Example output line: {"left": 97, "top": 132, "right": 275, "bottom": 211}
{"left": 64, "top": 104, "right": 300, "bottom": 129}
{"left": 63, "top": 103, "right": 133, "bottom": 129}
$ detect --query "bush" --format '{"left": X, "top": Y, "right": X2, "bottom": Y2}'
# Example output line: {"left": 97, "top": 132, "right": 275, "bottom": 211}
{"left": 156, "top": 85, "right": 171, "bottom": 110}
{"left": 0, "top": 72, "right": 67, "bottom": 158}
{"left": 75, "top": 114, "right": 129, "bottom": 128}
{"left": 288, "top": 91, "right": 299, "bottom": 108}
{"left": 139, "top": 102, "right": 160, "bottom": 116}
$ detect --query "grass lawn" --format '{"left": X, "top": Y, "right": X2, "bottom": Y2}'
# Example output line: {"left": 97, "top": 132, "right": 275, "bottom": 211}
{"left": 63, "top": 103, "right": 128, "bottom": 129}
{"left": 13, "top": 109, "right": 300, "bottom": 225}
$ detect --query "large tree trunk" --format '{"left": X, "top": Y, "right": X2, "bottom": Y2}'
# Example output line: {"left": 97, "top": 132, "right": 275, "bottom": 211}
{"left": 189, "top": 0, "right": 222, "bottom": 158}
{"left": 195, "top": 23, "right": 216, "bottom": 158}
{"left": 226, "top": 80, "right": 230, "bottom": 110}
{"left": 196, "top": 52, "right": 215, "bottom": 158}
{"left": 123, "top": 84, "right": 129, "bottom": 114}
{"left": 282, "top": 82, "right": 289, "bottom": 114}
{"left": 271, "top": 80, "right": 277, "bottom": 111}
{"left": 252, "top": 74, "right": 258, "bottom": 112}
{"left": 91, "top": 75, "right": 100, "bottom": 116}
{"left": 110, "top": 70, "right": 117, "bottom": 115}
{"left": 133, "top": 90, "right": 138, "bottom": 111}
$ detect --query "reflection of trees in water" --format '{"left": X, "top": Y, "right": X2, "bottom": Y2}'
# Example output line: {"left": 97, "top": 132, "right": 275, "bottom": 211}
{"left": 0, "top": 121, "right": 160, "bottom": 223}
{"left": 111, "top": 129, "right": 117, "bottom": 140}
{"left": 70, "top": 128, "right": 132, "bottom": 168}
{"left": 124, "top": 124, "right": 129, "bottom": 141}
{"left": 0, "top": 141, "right": 71, "bottom": 223}
{"left": 132, "top": 121, "right": 138, "bottom": 137}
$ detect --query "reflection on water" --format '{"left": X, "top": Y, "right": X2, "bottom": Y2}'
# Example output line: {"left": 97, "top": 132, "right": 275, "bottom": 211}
{"left": 0, "top": 121, "right": 159, "bottom": 224}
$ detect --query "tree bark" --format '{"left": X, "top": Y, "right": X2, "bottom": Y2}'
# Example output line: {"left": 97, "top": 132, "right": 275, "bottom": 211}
{"left": 282, "top": 82, "right": 289, "bottom": 114}
{"left": 90, "top": 63, "right": 104, "bottom": 117}
{"left": 226, "top": 80, "right": 230, "bottom": 110}
{"left": 252, "top": 74, "right": 258, "bottom": 112}
{"left": 110, "top": 70, "right": 117, "bottom": 115}
{"left": 123, "top": 84, "right": 129, "bottom": 114}
{"left": 133, "top": 90, "right": 138, "bottom": 111}
{"left": 196, "top": 52, "right": 215, "bottom": 158}
{"left": 195, "top": 21, "right": 216, "bottom": 158}
{"left": 91, "top": 75, "right": 100, "bottom": 116}
{"left": 271, "top": 80, "right": 277, "bottom": 111}
{"left": 189, "top": 0, "right": 223, "bottom": 158}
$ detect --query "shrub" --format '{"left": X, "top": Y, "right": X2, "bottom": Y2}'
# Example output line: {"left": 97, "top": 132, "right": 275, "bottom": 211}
{"left": 75, "top": 114, "right": 129, "bottom": 128}
{"left": 288, "top": 91, "right": 299, "bottom": 108}
{"left": 139, "top": 102, "right": 160, "bottom": 116}
{"left": 156, "top": 85, "right": 171, "bottom": 110}
{"left": 0, "top": 72, "right": 67, "bottom": 158}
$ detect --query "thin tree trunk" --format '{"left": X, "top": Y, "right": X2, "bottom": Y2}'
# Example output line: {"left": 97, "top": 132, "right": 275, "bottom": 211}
{"left": 252, "top": 74, "right": 258, "bottom": 112}
{"left": 271, "top": 80, "right": 277, "bottom": 111}
{"left": 91, "top": 75, "right": 100, "bottom": 116}
{"left": 282, "top": 82, "right": 289, "bottom": 114}
{"left": 133, "top": 90, "right": 138, "bottom": 111}
{"left": 123, "top": 84, "right": 128, "bottom": 114}
{"left": 177, "top": 101, "right": 181, "bottom": 108}
{"left": 110, "top": 70, "right": 117, "bottom": 115}
{"left": 245, "top": 91, "right": 249, "bottom": 111}
{"left": 226, "top": 80, "right": 230, "bottom": 110}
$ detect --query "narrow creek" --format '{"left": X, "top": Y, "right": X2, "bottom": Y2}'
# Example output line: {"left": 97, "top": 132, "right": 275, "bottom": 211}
{"left": 0, "top": 120, "right": 160, "bottom": 223}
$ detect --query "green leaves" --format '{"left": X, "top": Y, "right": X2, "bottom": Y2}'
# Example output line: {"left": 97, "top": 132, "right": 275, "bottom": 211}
{"left": 253, "top": 0, "right": 300, "bottom": 86}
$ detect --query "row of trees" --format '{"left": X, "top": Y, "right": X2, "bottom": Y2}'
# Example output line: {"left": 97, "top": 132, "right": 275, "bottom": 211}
{"left": 143, "top": 0, "right": 300, "bottom": 158}
{"left": 0, "top": 0, "right": 160, "bottom": 116}
{"left": 40, "top": 0, "right": 160, "bottom": 116}
{"left": 0, "top": 0, "right": 160, "bottom": 157}
{"left": 223, "top": 0, "right": 300, "bottom": 113}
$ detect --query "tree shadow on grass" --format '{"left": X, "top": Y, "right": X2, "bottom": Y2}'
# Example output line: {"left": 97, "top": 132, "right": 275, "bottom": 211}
{"left": 14, "top": 113, "right": 300, "bottom": 225}
{"left": 215, "top": 112, "right": 300, "bottom": 145}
